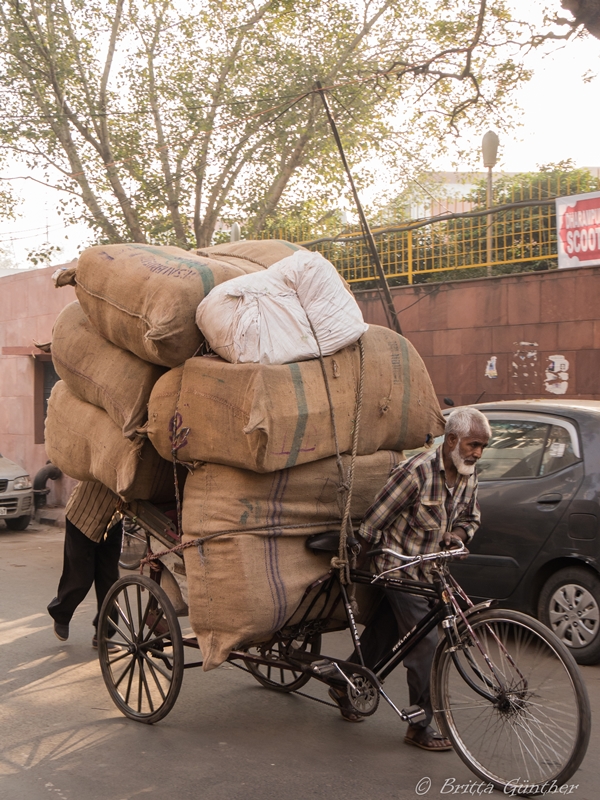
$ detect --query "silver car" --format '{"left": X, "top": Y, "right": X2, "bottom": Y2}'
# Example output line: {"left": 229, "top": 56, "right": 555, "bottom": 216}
{"left": 0, "top": 452, "right": 34, "bottom": 530}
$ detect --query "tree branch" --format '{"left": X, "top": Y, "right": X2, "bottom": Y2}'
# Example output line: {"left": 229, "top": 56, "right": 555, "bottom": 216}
{"left": 139, "top": 4, "right": 188, "bottom": 245}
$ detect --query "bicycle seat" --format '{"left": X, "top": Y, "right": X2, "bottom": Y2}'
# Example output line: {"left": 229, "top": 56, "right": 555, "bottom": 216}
{"left": 306, "top": 532, "right": 360, "bottom": 552}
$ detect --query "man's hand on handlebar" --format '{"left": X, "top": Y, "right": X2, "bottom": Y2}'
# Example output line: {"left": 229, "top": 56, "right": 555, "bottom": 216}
{"left": 441, "top": 528, "right": 469, "bottom": 559}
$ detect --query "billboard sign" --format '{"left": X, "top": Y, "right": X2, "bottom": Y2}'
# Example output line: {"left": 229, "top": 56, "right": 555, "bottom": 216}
{"left": 556, "top": 190, "right": 600, "bottom": 269}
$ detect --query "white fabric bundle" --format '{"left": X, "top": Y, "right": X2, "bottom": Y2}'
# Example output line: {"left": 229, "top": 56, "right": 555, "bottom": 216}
{"left": 195, "top": 250, "right": 368, "bottom": 365}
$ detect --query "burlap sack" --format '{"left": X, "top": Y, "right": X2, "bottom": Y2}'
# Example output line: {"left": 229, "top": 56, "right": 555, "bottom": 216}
{"left": 52, "top": 301, "right": 165, "bottom": 439}
{"left": 196, "top": 239, "right": 305, "bottom": 269}
{"left": 181, "top": 450, "right": 402, "bottom": 669}
{"left": 75, "top": 244, "right": 263, "bottom": 367}
{"left": 147, "top": 325, "right": 445, "bottom": 472}
{"left": 52, "top": 265, "right": 78, "bottom": 287}
{"left": 46, "top": 381, "right": 176, "bottom": 502}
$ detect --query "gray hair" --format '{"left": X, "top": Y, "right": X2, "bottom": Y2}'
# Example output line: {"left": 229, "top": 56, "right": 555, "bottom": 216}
{"left": 445, "top": 407, "right": 491, "bottom": 439}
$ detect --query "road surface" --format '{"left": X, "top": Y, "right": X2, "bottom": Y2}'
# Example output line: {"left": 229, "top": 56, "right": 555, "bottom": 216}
{"left": 1, "top": 521, "right": 597, "bottom": 800}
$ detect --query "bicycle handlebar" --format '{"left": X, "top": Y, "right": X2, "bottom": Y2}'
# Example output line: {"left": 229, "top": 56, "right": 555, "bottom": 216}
{"left": 368, "top": 543, "right": 468, "bottom": 582}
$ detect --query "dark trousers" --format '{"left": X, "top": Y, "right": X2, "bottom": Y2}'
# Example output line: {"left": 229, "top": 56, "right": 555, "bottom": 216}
{"left": 47, "top": 519, "right": 122, "bottom": 631}
{"left": 351, "top": 590, "right": 438, "bottom": 728}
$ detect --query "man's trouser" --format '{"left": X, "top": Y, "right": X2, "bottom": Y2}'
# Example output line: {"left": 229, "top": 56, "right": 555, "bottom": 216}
{"left": 47, "top": 518, "right": 122, "bottom": 631}
{"left": 350, "top": 590, "right": 438, "bottom": 728}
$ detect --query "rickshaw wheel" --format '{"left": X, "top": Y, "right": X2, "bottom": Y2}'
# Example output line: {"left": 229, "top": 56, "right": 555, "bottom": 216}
{"left": 97, "top": 574, "right": 184, "bottom": 724}
{"left": 244, "top": 633, "right": 322, "bottom": 693}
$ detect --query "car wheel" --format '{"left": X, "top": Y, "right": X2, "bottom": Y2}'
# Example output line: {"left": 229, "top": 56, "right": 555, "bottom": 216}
{"left": 538, "top": 567, "right": 600, "bottom": 665}
{"left": 5, "top": 514, "right": 32, "bottom": 531}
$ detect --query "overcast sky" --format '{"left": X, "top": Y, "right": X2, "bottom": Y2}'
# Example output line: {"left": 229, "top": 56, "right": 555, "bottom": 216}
{"left": 1, "top": 10, "right": 599, "bottom": 269}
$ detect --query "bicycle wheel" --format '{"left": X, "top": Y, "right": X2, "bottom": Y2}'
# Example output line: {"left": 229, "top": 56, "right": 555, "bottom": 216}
{"left": 97, "top": 575, "right": 184, "bottom": 724}
{"left": 432, "top": 608, "right": 590, "bottom": 794}
{"left": 244, "top": 633, "right": 321, "bottom": 693}
{"left": 119, "top": 520, "right": 148, "bottom": 570}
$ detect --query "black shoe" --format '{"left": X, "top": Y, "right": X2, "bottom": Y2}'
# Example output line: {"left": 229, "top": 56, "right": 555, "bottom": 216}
{"left": 328, "top": 686, "right": 364, "bottom": 723}
{"left": 92, "top": 635, "right": 121, "bottom": 653}
{"left": 53, "top": 621, "right": 69, "bottom": 641}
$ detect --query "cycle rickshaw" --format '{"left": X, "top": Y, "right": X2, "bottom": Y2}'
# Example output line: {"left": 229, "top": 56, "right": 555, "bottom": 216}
{"left": 97, "top": 499, "right": 591, "bottom": 796}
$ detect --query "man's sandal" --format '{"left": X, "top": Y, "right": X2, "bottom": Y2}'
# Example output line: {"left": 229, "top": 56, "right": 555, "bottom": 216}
{"left": 404, "top": 724, "right": 452, "bottom": 751}
{"left": 328, "top": 687, "right": 364, "bottom": 723}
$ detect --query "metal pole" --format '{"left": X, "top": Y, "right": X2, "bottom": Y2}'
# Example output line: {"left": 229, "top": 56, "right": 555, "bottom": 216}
{"left": 315, "top": 81, "right": 402, "bottom": 336}
{"left": 486, "top": 166, "right": 493, "bottom": 276}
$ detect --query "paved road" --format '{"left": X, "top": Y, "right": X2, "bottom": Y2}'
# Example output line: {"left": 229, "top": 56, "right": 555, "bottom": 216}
{"left": 1, "top": 522, "right": 598, "bottom": 800}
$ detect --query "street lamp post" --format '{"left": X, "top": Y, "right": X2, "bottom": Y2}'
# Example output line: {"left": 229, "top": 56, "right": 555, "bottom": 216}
{"left": 482, "top": 131, "right": 499, "bottom": 276}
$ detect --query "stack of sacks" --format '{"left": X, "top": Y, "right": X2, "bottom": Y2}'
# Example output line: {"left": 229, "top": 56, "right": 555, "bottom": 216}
{"left": 145, "top": 250, "right": 445, "bottom": 670}
{"left": 45, "top": 241, "right": 291, "bottom": 501}
{"left": 45, "top": 239, "right": 445, "bottom": 669}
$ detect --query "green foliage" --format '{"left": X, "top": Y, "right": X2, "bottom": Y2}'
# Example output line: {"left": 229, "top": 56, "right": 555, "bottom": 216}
{"left": 0, "top": 0, "right": 534, "bottom": 248}
{"left": 466, "top": 161, "right": 600, "bottom": 207}
{"left": 0, "top": 184, "right": 18, "bottom": 221}
{"left": 26, "top": 242, "right": 64, "bottom": 267}
{"left": 255, "top": 199, "right": 344, "bottom": 242}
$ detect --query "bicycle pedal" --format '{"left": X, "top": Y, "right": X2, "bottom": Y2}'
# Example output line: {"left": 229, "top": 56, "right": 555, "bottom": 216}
{"left": 400, "top": 705, "right": 427, "bottom": 723}
{"left": 310, "top": 659, "right": 339, "bottom": 677}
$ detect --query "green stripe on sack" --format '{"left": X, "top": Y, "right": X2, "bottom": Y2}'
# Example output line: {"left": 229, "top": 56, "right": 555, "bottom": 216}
{"left": 275, "top": 240, "right": 301, "bottom": 252}
{"left": 285, "top": 363, "right": 309, "bottom": 468}
{"left": 396, "top": 335, "right": 411, "bottom": 450}
{"left": 132, "top": 244, "right": 215, "bottom": 295}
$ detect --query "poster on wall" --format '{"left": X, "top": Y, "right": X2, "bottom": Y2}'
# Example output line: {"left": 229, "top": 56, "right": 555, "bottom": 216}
{"left": 556, "top": 190, "right": 600, "bottom": 269}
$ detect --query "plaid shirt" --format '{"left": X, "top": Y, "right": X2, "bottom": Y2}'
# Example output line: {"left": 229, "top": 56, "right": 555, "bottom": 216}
{"left": 358, "top": 446, "right": 480, "bottom": 582}
{"left": 66, "top": 481, "right": 120, "bottom": 543}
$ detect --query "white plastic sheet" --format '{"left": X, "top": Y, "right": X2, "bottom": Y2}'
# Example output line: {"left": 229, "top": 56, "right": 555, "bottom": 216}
{"left": 195, "top": 250, "right": 368, "bottom": 364}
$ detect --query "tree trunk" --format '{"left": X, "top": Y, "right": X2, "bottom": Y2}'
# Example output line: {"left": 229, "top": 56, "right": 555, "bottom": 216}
{"left": 562, "top": 0, "right": 600, "bottom": 37}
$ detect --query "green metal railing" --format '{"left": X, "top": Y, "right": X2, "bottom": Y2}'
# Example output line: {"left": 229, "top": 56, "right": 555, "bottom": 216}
{"left": 257, "top": 171, "right": 599, "bottom": 284}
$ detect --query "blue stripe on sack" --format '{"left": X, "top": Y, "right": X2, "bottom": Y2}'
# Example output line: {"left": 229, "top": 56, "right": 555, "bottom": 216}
{"left": 264, "top": 537, "right": 288, "bottom": 631}
{"left": 264, "top": 470, "right": 289, "bottom": 630}
{"left": 285, "top": 363, "right": 309, "bottom": 468}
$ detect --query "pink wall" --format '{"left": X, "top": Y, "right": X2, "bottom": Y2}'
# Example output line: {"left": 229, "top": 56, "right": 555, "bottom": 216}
{"left": 0, "top": 265, "right": 77, "bottom": 505}
{"left": 355, "top": 263, "right": 600, "bottom": 407}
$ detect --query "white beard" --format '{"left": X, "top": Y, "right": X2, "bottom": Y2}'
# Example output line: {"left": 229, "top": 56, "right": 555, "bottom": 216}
{"left": 451, "top": 442, "right": 476, "bottom": 476}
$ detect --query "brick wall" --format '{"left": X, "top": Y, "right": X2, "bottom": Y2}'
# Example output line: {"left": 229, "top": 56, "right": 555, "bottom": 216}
{"left": 355, "top": 264, "right": 600, "bottom": 407}
{"left": 0, "top": 265, "right": 77, "bottom": 505}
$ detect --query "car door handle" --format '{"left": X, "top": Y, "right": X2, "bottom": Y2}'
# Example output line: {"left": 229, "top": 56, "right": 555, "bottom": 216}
{"left": 537, "top": 493, "right": 563, "bottom": 505}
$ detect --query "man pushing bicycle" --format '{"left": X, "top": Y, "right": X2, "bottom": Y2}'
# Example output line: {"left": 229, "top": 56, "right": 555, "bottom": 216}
{"left": 329, "top": 406, "right": 491, "bottom": 750}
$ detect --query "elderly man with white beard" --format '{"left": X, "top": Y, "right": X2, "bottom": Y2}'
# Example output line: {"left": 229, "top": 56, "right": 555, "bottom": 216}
{"left": 328, "top": 406, "right": 491, "bottom": 748}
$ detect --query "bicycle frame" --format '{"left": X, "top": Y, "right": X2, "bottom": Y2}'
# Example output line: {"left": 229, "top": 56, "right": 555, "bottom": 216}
{"left": 228, "top": 544, "right": 504, "bottom": 722}
{"left": 120, "top": 501, "right": 510, "bottom": 716}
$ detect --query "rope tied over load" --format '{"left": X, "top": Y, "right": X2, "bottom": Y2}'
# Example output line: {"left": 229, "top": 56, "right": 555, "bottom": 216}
{"left": 308, "top": 316, "right": 365, "bottom": 595}
{"left": 161, "top": 314, "right": 366, "bottom": 606}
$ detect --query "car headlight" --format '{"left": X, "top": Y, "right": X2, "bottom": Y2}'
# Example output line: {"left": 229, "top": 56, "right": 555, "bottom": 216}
{"left": 13, "top": 475, "right": 32, "bottom": 490}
